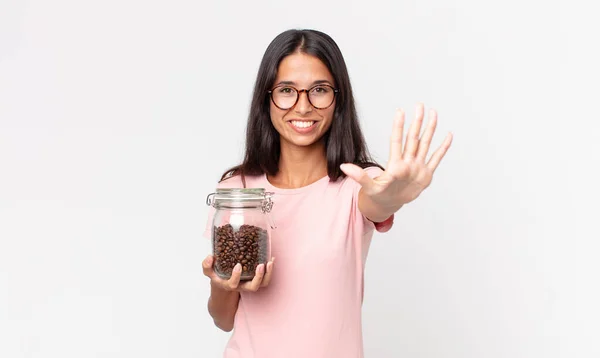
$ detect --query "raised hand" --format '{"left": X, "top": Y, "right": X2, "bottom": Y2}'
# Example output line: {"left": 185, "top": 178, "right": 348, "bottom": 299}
{"left": 341, "top": 103, "right": 452, "bottom": 212}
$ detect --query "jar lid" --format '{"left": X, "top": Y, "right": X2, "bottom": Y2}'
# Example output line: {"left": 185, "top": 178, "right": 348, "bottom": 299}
{"left": 206, "top": 188, "right": 274, "bottom": 207}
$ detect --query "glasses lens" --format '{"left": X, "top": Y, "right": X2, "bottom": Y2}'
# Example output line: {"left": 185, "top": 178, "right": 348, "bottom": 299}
{"left": 272, "top": 86, "right": 297, "bottom": 109}
{"left": 308, "top": 85, "right": 335, "bottom": 109}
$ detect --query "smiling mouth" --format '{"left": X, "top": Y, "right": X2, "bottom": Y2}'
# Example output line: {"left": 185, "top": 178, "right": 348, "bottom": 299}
{"left": 289, "top": 120, "right": 316, "bottom": 128}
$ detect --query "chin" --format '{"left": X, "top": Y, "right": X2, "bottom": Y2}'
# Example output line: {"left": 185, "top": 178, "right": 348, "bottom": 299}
{"left": 282, "top": 135, "right": 324, "bottom": 148}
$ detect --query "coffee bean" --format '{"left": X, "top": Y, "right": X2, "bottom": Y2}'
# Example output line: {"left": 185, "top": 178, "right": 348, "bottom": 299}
{"left": 212, "top": 224, "right": 268, "bottom": 281}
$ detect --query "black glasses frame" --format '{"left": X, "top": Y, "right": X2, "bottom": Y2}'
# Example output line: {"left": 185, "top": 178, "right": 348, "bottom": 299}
{"left": 267, "top": 84, "right": 339, "bottom": 110}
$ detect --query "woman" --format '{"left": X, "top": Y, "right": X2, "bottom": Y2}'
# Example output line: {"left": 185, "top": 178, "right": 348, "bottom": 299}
{"left": 202, "top": 29, "right": 452, "bottom": 358}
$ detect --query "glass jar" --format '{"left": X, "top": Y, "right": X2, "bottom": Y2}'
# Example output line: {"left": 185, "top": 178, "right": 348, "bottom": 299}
{"left": 205, "top": 188, "right": 275, "bottom": 281}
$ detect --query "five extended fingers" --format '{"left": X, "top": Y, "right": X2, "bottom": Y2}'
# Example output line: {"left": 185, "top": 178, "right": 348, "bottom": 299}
{"left": 392, "top": 103, "right": 452, "bottom": 171}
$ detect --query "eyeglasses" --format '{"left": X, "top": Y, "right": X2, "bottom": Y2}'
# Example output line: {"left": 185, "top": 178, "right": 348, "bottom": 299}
{"left": 267, "top": 84, "right": 338, "bottom": 110}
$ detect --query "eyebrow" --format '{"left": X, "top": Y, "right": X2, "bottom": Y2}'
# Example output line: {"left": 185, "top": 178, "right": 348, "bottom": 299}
{"left": 274, "top": 80, "right": 333, "bottom": 87}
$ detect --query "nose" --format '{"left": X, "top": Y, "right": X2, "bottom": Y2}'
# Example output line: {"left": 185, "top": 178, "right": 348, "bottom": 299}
{"left": 293, "top": 90, "right": 313, "bottom": 114}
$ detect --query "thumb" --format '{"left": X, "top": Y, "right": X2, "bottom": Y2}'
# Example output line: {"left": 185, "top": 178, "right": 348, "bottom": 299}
{"left": 340, "top": 163, "right": 373, "bottom": 190}
{"left": 202, "top": 255, "right": 215, "bottom": 278}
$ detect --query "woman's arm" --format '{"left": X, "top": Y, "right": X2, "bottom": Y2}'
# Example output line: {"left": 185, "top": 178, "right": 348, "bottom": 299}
{"left": 208, "top": 281, "right": 240, "bottom": 332}
{"left": 202, "top": 255, "right": 275, "bottom": 332}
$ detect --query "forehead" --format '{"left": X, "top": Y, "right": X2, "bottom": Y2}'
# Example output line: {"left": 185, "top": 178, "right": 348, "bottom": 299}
{"left": 275, "top": 52, "right": 334, "bottom": 85}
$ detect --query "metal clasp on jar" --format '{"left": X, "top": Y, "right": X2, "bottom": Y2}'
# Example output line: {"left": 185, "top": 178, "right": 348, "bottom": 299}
{"left": 206, "top": 193, "right": 216, "bottom": 207}
{"left": 262, "top": 192, "right": 277, "bottom": 229}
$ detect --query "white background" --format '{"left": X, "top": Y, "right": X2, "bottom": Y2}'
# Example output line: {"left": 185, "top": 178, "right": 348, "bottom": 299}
{"left": 1, "top": 0, "right": 599, "bottom": 357}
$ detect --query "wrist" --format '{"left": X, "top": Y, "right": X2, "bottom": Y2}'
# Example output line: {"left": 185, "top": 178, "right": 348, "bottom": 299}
{"left": 359, "top": 189, "right": 403, "bottom": 222}
{"left": 210, "top": 280, "right": 238, "bottom": 297}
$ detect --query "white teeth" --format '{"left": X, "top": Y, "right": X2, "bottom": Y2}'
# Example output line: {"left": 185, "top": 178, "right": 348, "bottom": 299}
{"left": 291, "top": 121, "right": 314, "bottom": 128}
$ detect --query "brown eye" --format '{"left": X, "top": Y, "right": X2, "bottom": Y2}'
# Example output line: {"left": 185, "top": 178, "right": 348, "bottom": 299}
{"left": 277, "top": 87, "right": 294, "bottom": 94}
{"left": 311, "top": 86, "right": 330, "bottom": 95}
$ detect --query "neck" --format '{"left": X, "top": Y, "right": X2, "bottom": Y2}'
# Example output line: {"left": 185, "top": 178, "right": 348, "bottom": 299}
{"left": 269, "top": 140, "right": 328, "bottom": 189}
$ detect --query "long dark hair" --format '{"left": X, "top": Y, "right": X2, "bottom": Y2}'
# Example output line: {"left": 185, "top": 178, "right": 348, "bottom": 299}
{"left": 220, "top": 29, "right": 382, "bottom": 183}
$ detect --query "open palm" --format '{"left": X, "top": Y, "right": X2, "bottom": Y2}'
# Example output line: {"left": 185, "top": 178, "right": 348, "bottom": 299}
{"left": 341, "top": 103, "right": 453, "bottom": 209}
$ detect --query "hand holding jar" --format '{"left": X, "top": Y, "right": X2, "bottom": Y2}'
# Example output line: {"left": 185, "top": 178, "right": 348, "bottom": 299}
{"left": 202, "top": 254, "right": 275, "bottom": 292}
